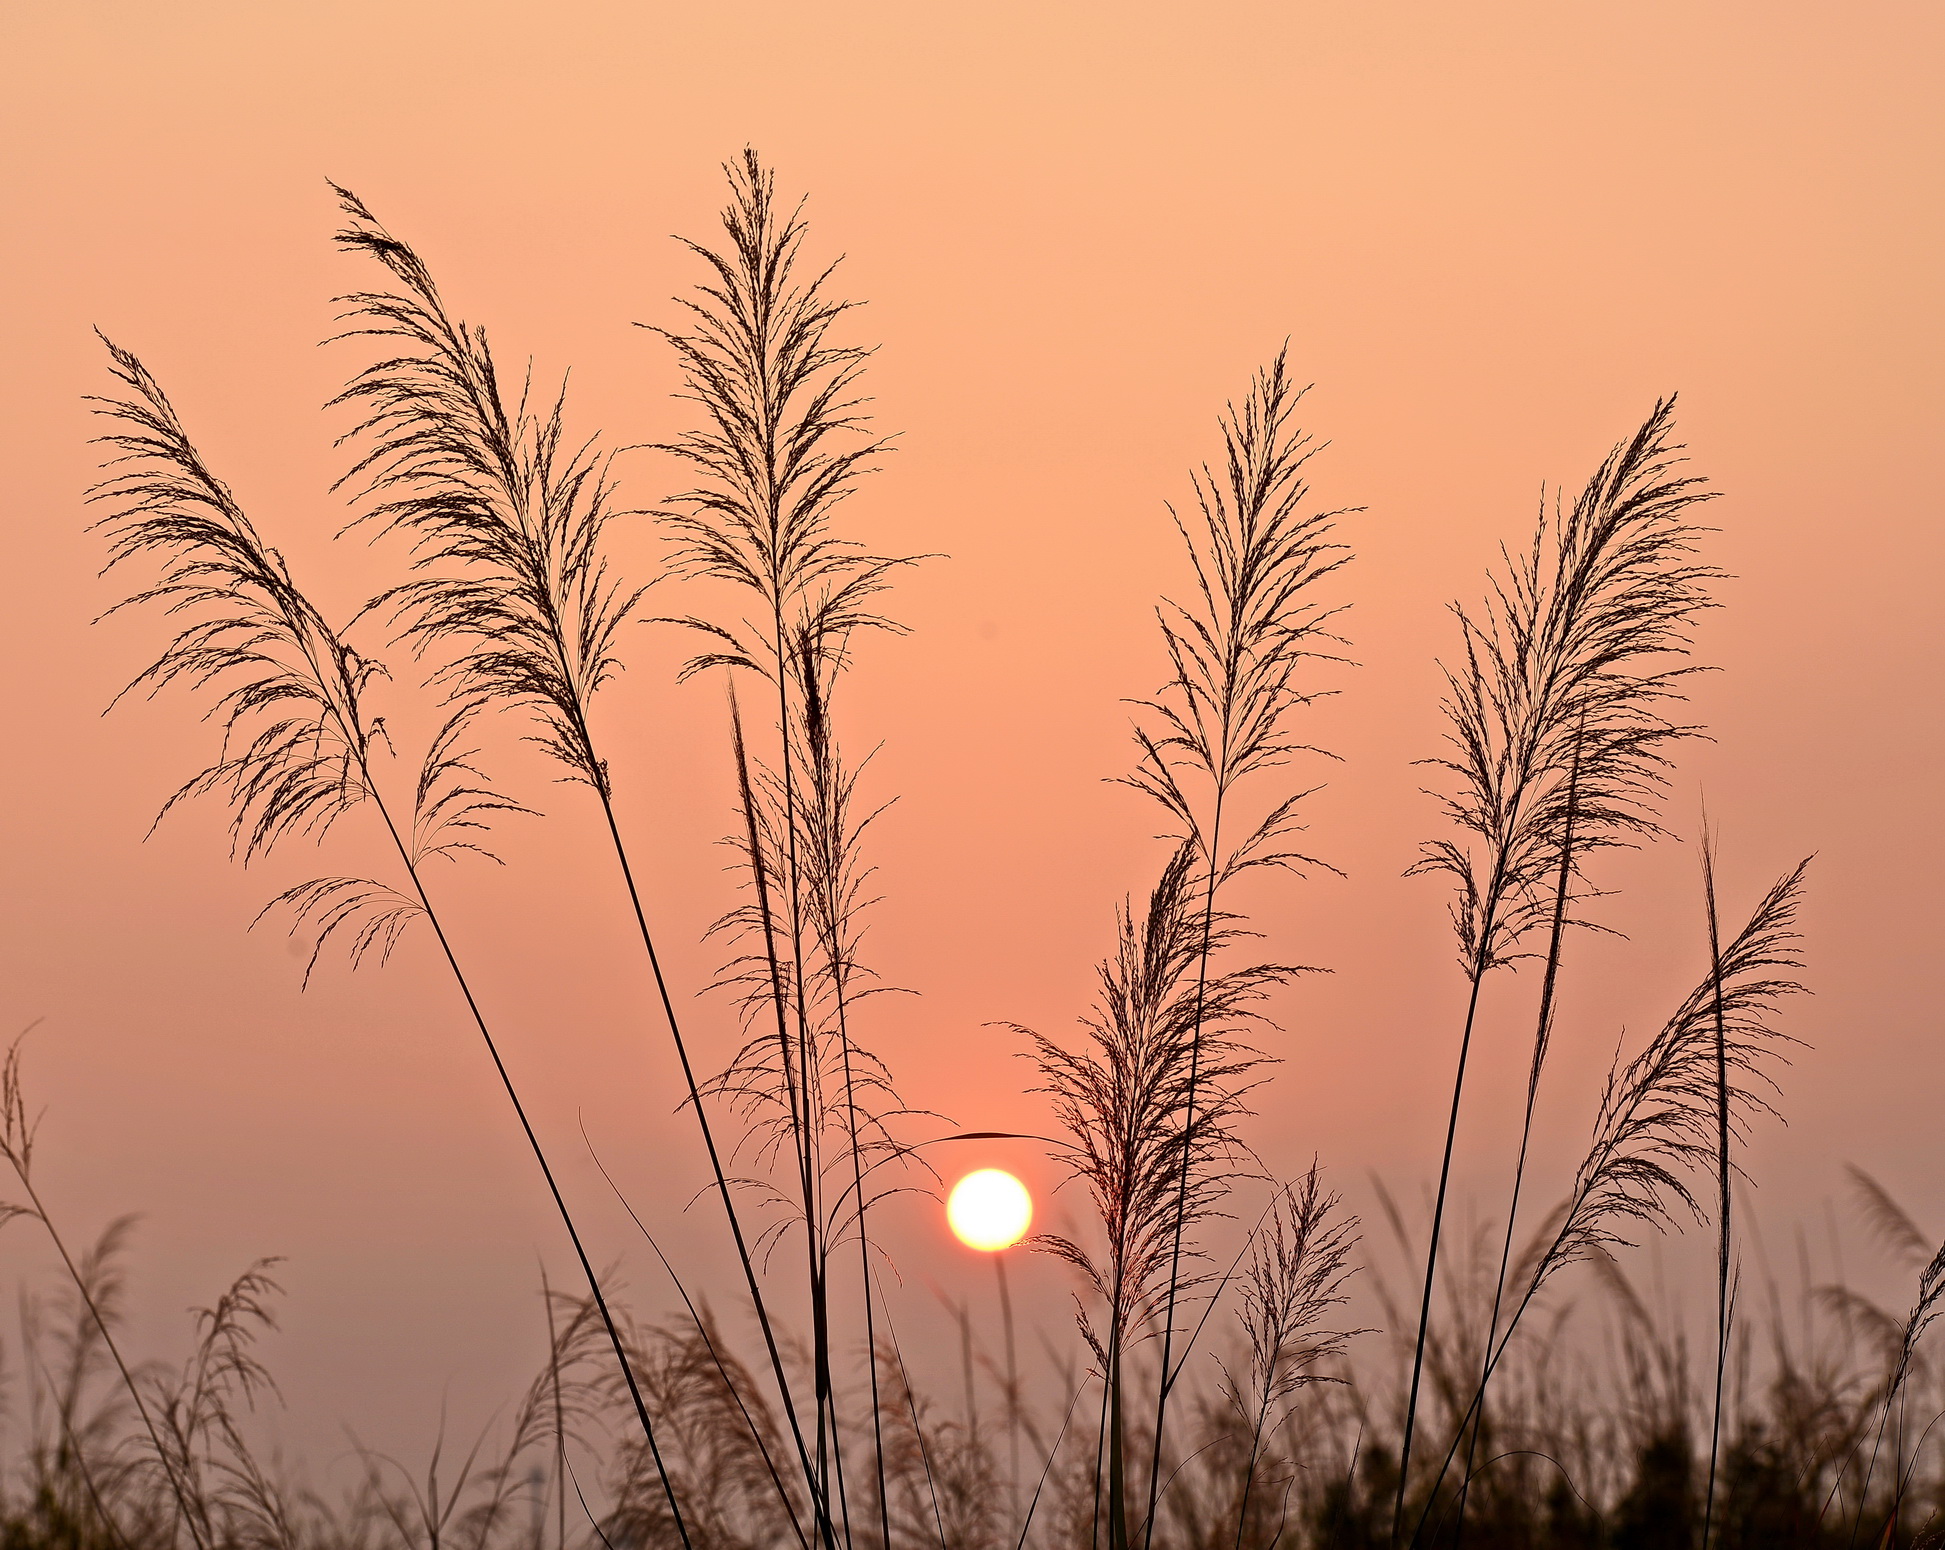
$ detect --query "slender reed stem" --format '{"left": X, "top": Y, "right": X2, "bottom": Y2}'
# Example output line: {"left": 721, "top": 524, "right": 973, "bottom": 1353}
{"left": 32, "top": 1355, "right": 137, "bottom": 1550}
{"left": 1393, "top": 909, "right": 1499, "bottom": 1543}
{"left": 582, "top": 1122, "right": 811, "bottom": 1549}
{"left": 868, "top": 1261, "right": 949, "bottom": 1550}
{"left": 1106, "top": 1317, "right": 1129, "bottom": 1550}
{"left": 729, "top": 689, "right": 814, "bottom": 1208}
{"left": 835, "top": 987, "right": 892, "bottom": 1550}
{"left": 1016, "top": 1377, "right": 1090, "bottom": 1550}
{"left": 767, "top": 614, "right": 836, "bottom": 1525}
{"left": 1702, "top": 826, "right": 1732, "bottom": 1550}
{"left": 586, "top": 777, "right": 831, "bottom": 1547}
{"left": 1098, "top": 1146, "right": 1138, "bottom": 1550}
{"left": 997, "top": 1252, "right": 1020, "bottom": 1534}
{"left": 1455, "top": 731, "right": 1584, "bottom": 1544}
{"left": 1090, "top": 1344, "right": 1110, "bottom": 1550}
{"left": 1140, "top": 783, "right": 1223, "bottom": 1548}
{"left": 539, "top": 1268, "right": 566, "bottom": 1550}
{"left": 363, "top": 790, "right": 694, "bottom": 1550}
{"left": 1230, "top": 1317, "right": 1277, "bottom": 1541}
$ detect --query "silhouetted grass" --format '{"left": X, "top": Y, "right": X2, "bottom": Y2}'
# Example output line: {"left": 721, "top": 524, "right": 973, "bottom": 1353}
{"left": 1113, "top": 351, "right": 1351, "bottom": 1550}
{"left": 7, "top": 1155, "right": 1940, "bottom": 1549}
{"left": 1400, "top": 401, "right": 1721, "bottom": 1541}
{"left": 645, "top": 149, "right": 924, "bottom": 1546}
{"left": 84, "top": 334, "right": 691, "bottom": 1541}
{"left": 23, "top": 156, "right": 1937, "bottom": 1550}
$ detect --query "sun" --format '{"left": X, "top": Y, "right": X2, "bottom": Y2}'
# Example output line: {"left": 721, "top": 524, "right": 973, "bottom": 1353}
{"left": 946, "top": 1168, "right": 1032, "bottom": 1252}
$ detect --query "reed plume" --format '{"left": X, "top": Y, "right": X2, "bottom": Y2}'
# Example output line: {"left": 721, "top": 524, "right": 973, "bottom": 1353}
{"left": 1113, "top": 351, "right": 1350, "bottom": 1549}
{"left": 92, "top": 342, "right": 386, "bottom": 865}
{"left": 144, "top": 1260, "right": 285, "bottom": 1550}
{"left": 1409, "top": 857, "right": 1809, "bottom": 1545}
{"left": 1399, "top": 398, "right": 1720, "bottom": 1536}
{"left": 648, "top": 149, "right": 900, "bottom": 679}
{"left": 646, "top": 148, "right": 916, "bottom": 1546}
{"left": 1849, "top": 1232, "right": 1945, "bottom": 1543}
{"left": 1217, "top": 1166, "right": 1360, "bottom": 1550}
{"left": 327, "top": 188, "right": 647, "bottom": 800}
{"left": 326, "top": 179, "right": 866, "bottom": 1542}
{"left": 1022, "top": 843, "right": 1298, "bottom": 1549}
{"left": 86, "top": 336, "right": 693, "bottom": 1544}
{"left": 1547, "top": 857, "right": 1801, "bottom": 1283}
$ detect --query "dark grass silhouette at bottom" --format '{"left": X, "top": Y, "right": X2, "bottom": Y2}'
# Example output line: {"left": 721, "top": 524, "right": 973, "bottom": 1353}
{"left": 5, "top": 1221, "right": 1941, "bottom": 1550}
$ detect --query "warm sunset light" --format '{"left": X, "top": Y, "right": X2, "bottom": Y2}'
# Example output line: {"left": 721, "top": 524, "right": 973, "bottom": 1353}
{"left": 9, "top": 8, "right": 1937, "bottom": 1542}
{"left": 946, "top": 1168, "right": 1032, "bottom": 1252}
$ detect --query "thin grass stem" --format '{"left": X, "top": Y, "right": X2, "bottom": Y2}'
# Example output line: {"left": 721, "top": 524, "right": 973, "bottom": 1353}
{"left": 1702, "top": 822, "right": 1732, "bottom": 1550}
{"left": 1454, "top": 727, "right": 1586, "bottom": 1544}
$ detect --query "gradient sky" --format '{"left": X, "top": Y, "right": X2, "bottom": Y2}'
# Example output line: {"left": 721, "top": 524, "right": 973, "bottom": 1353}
{"left": 2, "top": 0, "right": 1940, "bottom": 1476}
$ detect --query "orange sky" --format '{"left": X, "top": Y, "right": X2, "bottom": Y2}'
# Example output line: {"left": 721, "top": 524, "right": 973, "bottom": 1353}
{"left": 2, "top": 0, "right": 1941, "bottom": 1473}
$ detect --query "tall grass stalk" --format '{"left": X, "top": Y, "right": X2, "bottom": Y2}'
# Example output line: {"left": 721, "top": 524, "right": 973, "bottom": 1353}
{"left": 866, "top": 1263, "right": 950, "bottom": 1549}
{"left": 1701, "top": 824, "right": 1734, "bottom": 1549}
{"left": 714, "top": 644, "right": 916, "bottom": 1547}
{"left": 84, "top": 340, "right": 694, "bottom": 1544}
{"left": 1398, "top": 399, "right": 1719, "bottom": 1539}
{"left": 321, "top": 186, "right": 832, "bottom": 1543}
{"left": 648, "top": 149, "right": 915, "bottom": 1546}
{"left": 1024, "top": 845, "right": 1295, "bottom": 1547}
{"left": 1452, "top": 728, "right": 1583, "bottom": 1544}
{"left": 1408, "top": 857, "right": 1809, "bottom": 1545}
{"left": 1116, "top": 352, "right": 1350, "bottom": 1550}
{"left": 540, "top": 1267, "right": 568, "bottom": 1550}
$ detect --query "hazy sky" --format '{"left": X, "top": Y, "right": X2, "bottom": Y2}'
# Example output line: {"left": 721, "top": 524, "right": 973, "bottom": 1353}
{"left": 2, "top": 0, "right": 1940, "bottom": 1474}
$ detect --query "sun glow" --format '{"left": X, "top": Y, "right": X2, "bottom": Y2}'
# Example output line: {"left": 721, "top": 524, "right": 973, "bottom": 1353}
{"left": 946, "top": 1168, "right": 1032, "bottom": 1252}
